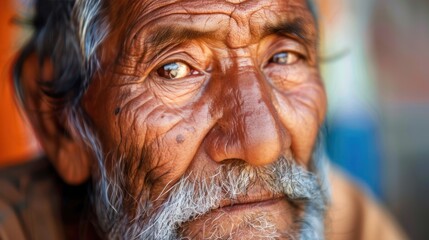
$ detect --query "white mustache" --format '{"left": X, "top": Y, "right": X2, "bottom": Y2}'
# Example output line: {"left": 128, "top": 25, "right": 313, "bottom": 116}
{"left": 115, "top": 156, "right": 326, "bottom": 240}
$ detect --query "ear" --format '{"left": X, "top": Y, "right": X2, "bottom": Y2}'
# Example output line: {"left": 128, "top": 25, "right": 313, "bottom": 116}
{"left": 20, "top": 54, "right": 91, "bottom": 185}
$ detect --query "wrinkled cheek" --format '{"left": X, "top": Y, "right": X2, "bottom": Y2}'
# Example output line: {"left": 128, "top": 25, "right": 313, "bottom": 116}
{"left": 272, "top": 89, "right": 324, "bottom": 165}
{"left": 137, "top": 124, "right": 203, "bottom": 201}
{"left": 112, "top": 106, "right": 210, "bottom": 203}
{"left": 113, "top": 109, "right": 184, "bottom": 193}
{"left": 290, "top": 110, "right": 320, "bottom": 165}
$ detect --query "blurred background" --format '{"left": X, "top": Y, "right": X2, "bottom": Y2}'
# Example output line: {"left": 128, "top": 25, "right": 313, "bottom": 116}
{"left": 0, "top": 0, "right": 40, "bottom": 167}
{"left": 318, "top": 0, "right": 429, "bottom": 239}
{"left": 0, "top": 0, "right": 428, "bottom": 239}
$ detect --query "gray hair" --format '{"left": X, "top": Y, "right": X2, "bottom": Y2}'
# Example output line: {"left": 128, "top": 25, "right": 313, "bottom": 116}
{"left": 13, "top": 0, "right": 107, "bottom": 111}
{"left": 13, "top": 0, "right": 109, "bottom": 189}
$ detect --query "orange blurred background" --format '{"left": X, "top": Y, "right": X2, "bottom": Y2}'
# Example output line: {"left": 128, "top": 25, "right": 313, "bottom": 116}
{"left": 0, "top": 0, "right": 40, "bottom": 166}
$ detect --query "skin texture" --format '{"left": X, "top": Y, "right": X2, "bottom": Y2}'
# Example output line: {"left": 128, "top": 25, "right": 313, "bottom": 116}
{"left": 81, "top": 0, "right": 326, "bottom": 238}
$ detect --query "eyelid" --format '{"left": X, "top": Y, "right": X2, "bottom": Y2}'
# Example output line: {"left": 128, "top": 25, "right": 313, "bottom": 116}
{"left": 153, "top": 51, "right": 207, "bottom": 74}
{"left": 261, "top": 37, "right": 308, "bottom": 67}
{"left": 152, "top": 57, "right": 208, "bottom": 83}
{"left": 269, "top": 51, "right": 303, "bottom": 65}
{"left": 271, "top": 37, "right": 307, "bottom": 54}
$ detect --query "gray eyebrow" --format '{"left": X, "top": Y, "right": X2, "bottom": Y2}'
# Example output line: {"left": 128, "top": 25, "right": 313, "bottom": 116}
{"left": 264, "top": 18, "right": 315, "bottom": 46}
{"left": 144, "top": 26, "right": 214, "bottom": 51}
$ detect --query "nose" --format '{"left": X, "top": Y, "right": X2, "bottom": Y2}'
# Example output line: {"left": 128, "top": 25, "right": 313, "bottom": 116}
{"left": 204, "top": 68, "right": 285, "bottom": 166}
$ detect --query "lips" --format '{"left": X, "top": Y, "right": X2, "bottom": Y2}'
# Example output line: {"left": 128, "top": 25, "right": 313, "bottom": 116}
{"left": 178, "top": 191, "right": 294, "bottom": 239}
{"left": 214, "top": 192, "right": 286, "bottom": 212}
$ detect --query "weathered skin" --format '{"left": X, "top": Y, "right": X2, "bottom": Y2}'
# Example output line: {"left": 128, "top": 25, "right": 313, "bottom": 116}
{"left": 83, "top": 0, "right": 326, "bottom": 238}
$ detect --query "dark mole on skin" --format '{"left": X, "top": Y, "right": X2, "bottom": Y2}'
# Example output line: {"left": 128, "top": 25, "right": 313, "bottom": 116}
{"left": 176, "top": 134, "right": 185, "bottom": 144}
{"left": 114, "top": 107, "right": 121, "bottom": 115}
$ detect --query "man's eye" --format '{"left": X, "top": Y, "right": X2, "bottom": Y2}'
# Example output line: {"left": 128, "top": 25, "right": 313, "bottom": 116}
{"left": 269, "top": 52, "right": 301, "bottom": 65}
{"left": 156, "top": 61, "right": 199, "bottom": 80}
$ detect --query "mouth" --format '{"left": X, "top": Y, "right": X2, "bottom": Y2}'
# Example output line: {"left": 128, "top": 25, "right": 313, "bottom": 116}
{"left": 214, "top": 192, "right": 286, "bottom": 213}
{"left": 178, "top": 192, "right": 294, "bottom": 238}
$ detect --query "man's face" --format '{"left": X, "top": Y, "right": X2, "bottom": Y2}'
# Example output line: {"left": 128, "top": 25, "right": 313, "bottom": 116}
{"left": 83, "top": 0, "right": 326, "bottom": 238}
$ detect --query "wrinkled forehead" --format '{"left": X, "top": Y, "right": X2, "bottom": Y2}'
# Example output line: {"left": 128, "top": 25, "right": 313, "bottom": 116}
{"left": 105, "top": 0, "right": 316, "bottom": 49}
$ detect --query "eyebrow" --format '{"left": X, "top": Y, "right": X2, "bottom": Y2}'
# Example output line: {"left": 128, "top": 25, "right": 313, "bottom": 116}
{"left": 264, "top": 18, "right": 315, "bottom": 46}
{"left": 146, "top": 27, "right": 214, "bottom": 48}
{"left": 141, "top": 26, "right": 215, "bottom": 59}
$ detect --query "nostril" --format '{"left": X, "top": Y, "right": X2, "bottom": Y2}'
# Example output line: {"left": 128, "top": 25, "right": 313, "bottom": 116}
{"left": 218, "top": 158, "right": 247, "bottom": 166}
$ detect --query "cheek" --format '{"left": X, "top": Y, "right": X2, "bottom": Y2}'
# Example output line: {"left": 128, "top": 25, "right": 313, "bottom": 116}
{"left": 111, "top": 88, "right": 218, "bottom": 200}
{"left": 84, "top": 71, "right": 217, "bottom": 201}
{"left": 272, "top": 76, "right": 326, "bottom": 164}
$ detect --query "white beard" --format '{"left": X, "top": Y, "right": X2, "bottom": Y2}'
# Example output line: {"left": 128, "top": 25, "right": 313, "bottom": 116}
{"left": 93, "top": 153, "right": 329, "bottom": 240}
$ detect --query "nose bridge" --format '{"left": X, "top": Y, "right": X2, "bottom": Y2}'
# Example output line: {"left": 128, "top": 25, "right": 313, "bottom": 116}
{"left": 233, "top": 68, "right": 273, "bottom": 125}
{"left": 206, "top": 66, "right": 283, "bottom": 166}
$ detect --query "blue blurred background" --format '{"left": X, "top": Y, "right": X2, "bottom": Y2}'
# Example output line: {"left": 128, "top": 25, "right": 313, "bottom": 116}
{"left": 318, "top": 0, "right": 429, "bottom": 239}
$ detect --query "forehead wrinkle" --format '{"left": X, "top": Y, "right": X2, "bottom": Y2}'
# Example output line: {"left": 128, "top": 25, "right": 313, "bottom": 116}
{"left": 116, "top": 0, "right": 316, "bottom": 64}
{"left": 119, "top": 0, "right": 268, "bottom": 45}
{"left": 116, "top": 0, "right": 311, "bottom": 45}
{"left": 225, "top": 1, "right": 315, "bottom": 48}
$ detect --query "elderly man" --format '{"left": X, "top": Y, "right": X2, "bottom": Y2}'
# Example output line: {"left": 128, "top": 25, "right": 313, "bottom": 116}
{"left": 0, "top": 0, "right": 406, "bottom": 239}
